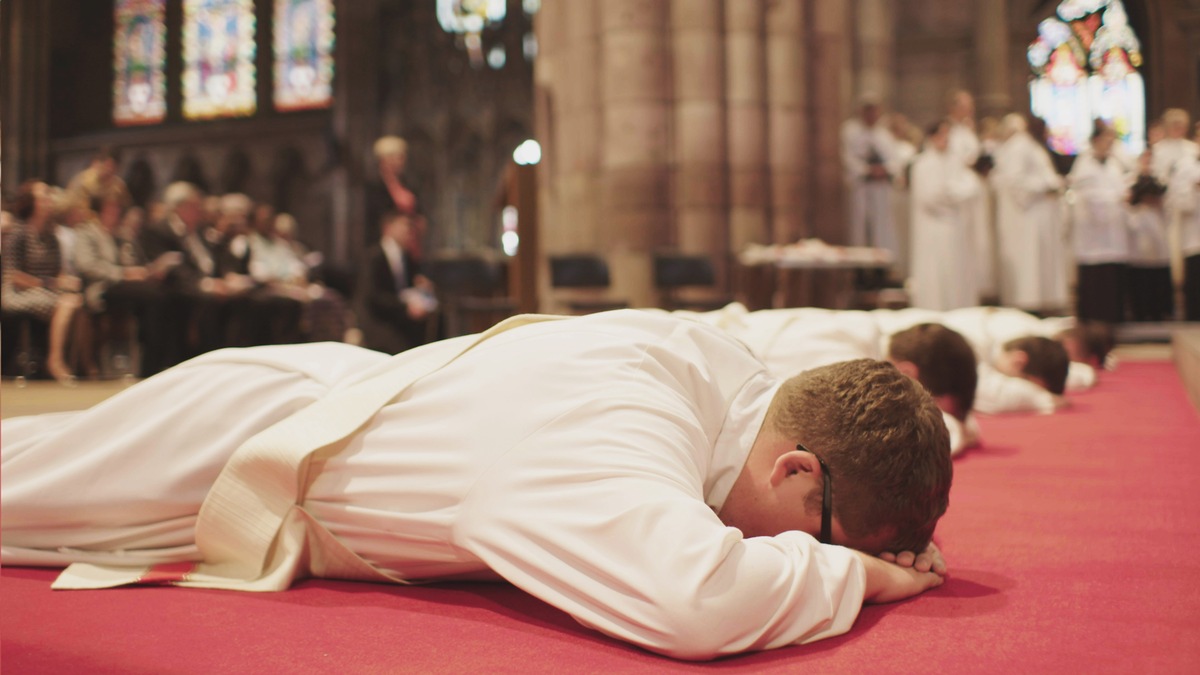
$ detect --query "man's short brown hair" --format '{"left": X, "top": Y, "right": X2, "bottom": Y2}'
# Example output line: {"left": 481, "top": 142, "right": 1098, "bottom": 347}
{"left": 1004, "top": 336, "right": 1069, "bottom": 395}
{"left": 888, "top": 323, "right": 978, "bottom": 421}
{"left": 767, "top": 359, "right": 953, "bottom": 553}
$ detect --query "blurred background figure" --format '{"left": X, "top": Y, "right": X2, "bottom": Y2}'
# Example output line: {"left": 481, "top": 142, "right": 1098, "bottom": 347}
{"left": 355, "top": 211, "right": 436, "bottom": 354}
{"left": 1, "top": 180, "right": 84, "bottom": 384}
{"left": 990, "top": 113, "right": 1068, "bottom": 315}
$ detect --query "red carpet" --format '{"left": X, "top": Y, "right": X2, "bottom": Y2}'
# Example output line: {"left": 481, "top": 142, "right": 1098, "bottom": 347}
{"left": 4, "top": 361, "right": 1199, "bottom": 673}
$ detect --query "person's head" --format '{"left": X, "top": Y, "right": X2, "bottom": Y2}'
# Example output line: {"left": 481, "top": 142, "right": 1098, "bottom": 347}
{"left": 858, "top": 95, "right": 882, "bottom": 126}
{"left": 219, "top": 193, "right": 254, "bottom": 233}
{"left": 946, "top": 89, "right": 975, "bottom": 122}
{"left": 253, "top": 202, "right": 276, "bottom": 235}
{"left": 1092, "top": 121, "right": 1117, "bottom": 158}
{"left": 374, "top": 135, "right": 408, "bottom": 176}
{"left": 1000, "top": 113, "right": 1027, "bottom": 140}
{"left": 274, "top": 212, "right": 298, "bottom": 240}
{"left": 887, "top": 323, "right": 978, "bottom": 422}
{"left": 1163, "top": 108, "right": 1190, "bottom": 140}
{"left": 92, "top": 195, "right": 124, "bottom": 232}
{"left": 12, "top": 180, "right": 53, "bottom": 223}
{"left": 381, "top": 211, "right": 413, "bottom": 246}
{"left": 1056, "top": 321, "right": 1115, "bottom": 368}
{"left": 927, "top": 119, "right": 952, "bottom": 152}
{"left": 720, "top": 359, "right": 952, "bottom": 555}
{"left": 91, "top": 146, "right": 120, "bottom": 179}
{"left": 120, "top": 205, "right": 146, "bottom": 236}
{"left": 163, "top": 181, "right": 205, "bottom": 230}
{"left": 996, "top": 336, "right": 1070, "bottom": 395}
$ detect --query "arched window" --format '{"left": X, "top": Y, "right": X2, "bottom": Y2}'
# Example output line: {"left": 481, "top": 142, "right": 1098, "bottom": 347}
{"left": 113, "top": 0, "right": 168, "bottom": 126}
{"left": 183, "top": 0, "right": 258, "bottom": 120}
{"left": 1029, "top": 0, "right": 1145, "bottom": 156}
{"left": 273, "top": 0, "right": 336, "bottom": 111}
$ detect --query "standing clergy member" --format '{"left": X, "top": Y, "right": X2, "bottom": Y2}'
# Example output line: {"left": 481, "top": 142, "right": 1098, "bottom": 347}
{"left": 910, "top": 119, "right": 982, "bottom": 311}
{"left": 1168, "top": 154, "right": 1200, "bottom": 320}
{"left": 841, "top": 97, "right": 900, "bottom": 263}
{"left": 945, "top": 90, "right": 996, "bottom": 301}
{"left": 1068, "top": 124, "right": 1132, "bottom": 324}
{"left": 2, "top": 310, "right": 951, "bottom": 661}
{"left": 990, "top": 114, "right": 1069, "bottom": 314}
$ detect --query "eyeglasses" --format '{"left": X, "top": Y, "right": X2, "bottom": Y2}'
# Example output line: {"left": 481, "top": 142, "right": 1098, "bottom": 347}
{"left": 798, "top": 443, "right": 832, "bottom": 545}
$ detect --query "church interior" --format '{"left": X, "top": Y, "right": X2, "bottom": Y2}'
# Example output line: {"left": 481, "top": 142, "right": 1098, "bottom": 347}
{"left": 3, "top": 0, "right": 1200, "bottom": 671}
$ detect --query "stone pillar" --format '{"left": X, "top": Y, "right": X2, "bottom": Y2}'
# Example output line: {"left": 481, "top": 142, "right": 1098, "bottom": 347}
{"left": 854, "top": 0, "right": 895, "bottom": 107}
{"left": 725, "top": 0, "right": 769, "bottom": 253}
{"left": 599, "top": 0, "right": 672, "bottom": 307}
{"left": 975, "top": 0, "right": 1011, "bottom": 117}
{"left": 536, "top": 0, "right": 601, "bottom": 309}
{"left": 809, "top": 0, "right": 852, "bottom": 244}
{"left": 671, "top": 0, "right": 728, "bottom": 296}
{"left": 764, "top": 0, "right": 807, "bottom": 244}
{"left": 1, "top": 0, "right": 51, "bottom": 189}
{"left": 330, "top": 0, "right": 381, "bottom": 264}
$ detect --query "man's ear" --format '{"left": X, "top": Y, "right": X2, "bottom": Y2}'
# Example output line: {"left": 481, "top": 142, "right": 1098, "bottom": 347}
{"left": 1010, "top": 349, "right": 1030, "bottom": 373}
{"left": 893, "top": 359, "right": 920, "bottom": 381}
{"left": 769, "top": 449, "right": 820, "bottom": 487}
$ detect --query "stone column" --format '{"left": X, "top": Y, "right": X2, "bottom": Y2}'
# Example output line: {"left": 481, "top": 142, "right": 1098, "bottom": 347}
{"left": 671, "top": 0, "right": 728, "bottom": 297}
{"left": 809, "top": 0, "right": 852, "bottom": 245}
{"left": 0, "top": 0, "right": 51, "bottom": 188}
{"left": 853, "top": 0, "right": 895, "bottom": 107}
{"left": 330, "top": 0, "right": 381, "bottom": 264}
{"left": 599, "top": 0, "right": 673, "bottom": 307}
{"left": 764, "top": 0, "right": 807, "bottom": 244}
{"left": 974, "top": 0, "right": 1011, "bottom": 117}
{"left": 725, "top": 0, "right": 768, "bottom": 252}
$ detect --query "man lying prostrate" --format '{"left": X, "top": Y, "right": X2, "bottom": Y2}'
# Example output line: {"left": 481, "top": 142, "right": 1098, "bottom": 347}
{"left": 883, "top": 305, "right": 1111, "bottom": 392}
{"left": 867, "top": 307, "right": 1073, "bottom": 414}
{"left": 669, "top": 304, "right": 981, "bottom": 454}
{"left": 2, "top": 310, "right": 953, "bottom": 661}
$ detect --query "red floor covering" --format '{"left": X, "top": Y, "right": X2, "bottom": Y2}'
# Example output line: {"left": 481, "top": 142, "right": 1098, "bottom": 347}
{"left": 3, "top": 360, "right": 1199, "bottom": 674}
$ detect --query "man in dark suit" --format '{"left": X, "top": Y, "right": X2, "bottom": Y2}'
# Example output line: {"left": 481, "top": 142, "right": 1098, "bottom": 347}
{"left": 140, "top": 182, "right": 250, "bottom": 367}
{"left": 355, "top": 211, "right": 436, "bottom": 354}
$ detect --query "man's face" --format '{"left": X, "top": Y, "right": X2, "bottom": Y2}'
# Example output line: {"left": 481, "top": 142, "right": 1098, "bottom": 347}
{"left": 931, "top": 125, "right": 951, "bottom": 152}
{"left": 177, "top": 197, "right": 204, "bottom": 230}
{"left": 862, "top": 104, "right": 882, "bottom": 126}
{"left": 951, "top": 93, "right": 974, "bottom": 121}
{"left": 381, "top": 153, "right": 407, "bottom": 176}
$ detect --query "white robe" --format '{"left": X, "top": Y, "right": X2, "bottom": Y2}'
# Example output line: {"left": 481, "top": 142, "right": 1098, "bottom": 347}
{"left": 891, "top": 139, "right": 919, "bottom": 281}
{"left": 670, "top": 304, "right": 978, "bottom": 454}
{"left": 1068, "top": 154, "right": 1131, "bottom": 265}
{"left": 841, "top": 118, "right": 899, "bottom": 258}
{"left": 1167, "top": 156, "right": 1200, "bottom": 258}
{"left": 682, "top": 304, "right": 1074, "bottom": 422}
{"left": 990, "top": 132, "right": 1069, "bottom": 310}
{"left": 910, "top": 147, "right": 982, "bottom": 310}
{"left": 949, "top": 123, "right": 996, "bottom": 297}
{"left": 1, "top": 311, "right": 867, "bottom": 660}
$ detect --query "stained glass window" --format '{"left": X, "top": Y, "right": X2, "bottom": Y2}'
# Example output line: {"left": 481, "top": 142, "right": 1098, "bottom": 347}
{"left": 113, "top": 0, "right": 167, "bottom": 126}
{"left": 1029, "top": 0, "right": 1145, "bottom": 156}
{"left": 183, "top": 0, "right": 258, "bottom": 120}
{"left": 273, "top": 0, "right": 335, "bottom": 112}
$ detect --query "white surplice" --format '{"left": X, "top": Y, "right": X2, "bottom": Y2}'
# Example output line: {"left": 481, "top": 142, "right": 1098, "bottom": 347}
{"left": 990, "top": 131, "right": 1069, "bottom": 311}
{"left": 949, "top": 123, "right": 996, "bottom": 297}
{"left": 841, "top": 117, "right": 899, "bottom": 258}
{"left": 909, "top": 146, "right": 982, "bottom": 310}
{"left": 1, "top": 310, "right": 867, "bottom": 660}
{"left": 1068, "top": 153, "right": 1131, "bottom": 265}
